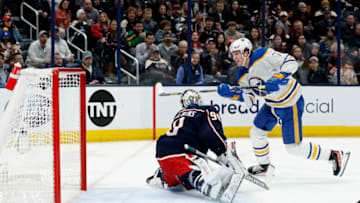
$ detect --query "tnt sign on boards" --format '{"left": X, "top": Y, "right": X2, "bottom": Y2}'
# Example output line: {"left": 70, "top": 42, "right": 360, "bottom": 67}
{"left": 88, "top": 90, "right": 117, "bottom": 127}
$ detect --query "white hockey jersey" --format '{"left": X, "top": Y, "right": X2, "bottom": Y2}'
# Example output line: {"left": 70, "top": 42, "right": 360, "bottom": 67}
{"left": 237, "top": 47, "right": 302, "bottom": 108}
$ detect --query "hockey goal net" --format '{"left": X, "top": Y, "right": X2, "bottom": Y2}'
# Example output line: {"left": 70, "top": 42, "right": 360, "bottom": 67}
{"left": 0, "top": 68, "right": 87, "bottom": 203}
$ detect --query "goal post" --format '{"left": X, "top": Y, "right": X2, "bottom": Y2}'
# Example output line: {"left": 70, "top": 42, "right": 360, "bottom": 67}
{"left": 0, "top": 68, "right": 87, "bottom": 203}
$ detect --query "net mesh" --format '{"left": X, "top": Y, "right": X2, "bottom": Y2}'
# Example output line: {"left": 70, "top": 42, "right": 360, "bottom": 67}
{"left": 0, "top": 68, "right": 84, "bottom": 203}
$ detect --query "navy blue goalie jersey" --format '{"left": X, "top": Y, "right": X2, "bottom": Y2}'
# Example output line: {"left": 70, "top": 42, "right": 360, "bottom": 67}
{"left": 156, "top": 105, "right": 227, "bottom": 158}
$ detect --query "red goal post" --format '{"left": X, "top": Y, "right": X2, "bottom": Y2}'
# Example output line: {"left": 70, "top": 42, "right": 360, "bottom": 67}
{"left": 0, "top": 68, "right": 87, "bottom": 203}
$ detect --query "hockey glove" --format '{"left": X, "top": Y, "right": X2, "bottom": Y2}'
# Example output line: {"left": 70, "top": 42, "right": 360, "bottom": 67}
{"left": 217, "top": 83, "right": 244, "bottom": 101}
{"left": 265, "top": 72, "right": 290, "bottom": 94}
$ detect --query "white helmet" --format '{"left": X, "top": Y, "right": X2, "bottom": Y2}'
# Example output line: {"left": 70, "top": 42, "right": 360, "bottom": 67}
{"left": 229, "top": 37, "right": 253, "bottom": 55}
{"left": 180, "top": 89, "right": 201, "bottom": 108}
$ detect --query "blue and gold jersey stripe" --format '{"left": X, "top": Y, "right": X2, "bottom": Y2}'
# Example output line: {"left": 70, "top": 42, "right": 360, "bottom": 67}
{"left": 254, "top": 143, "right": 270, "bottom": 157}
{"left": 307, "top": 142, "right": 322, "bottom": 160}
{"left": 248, "top": 47, "right": 270, "bottom": 69}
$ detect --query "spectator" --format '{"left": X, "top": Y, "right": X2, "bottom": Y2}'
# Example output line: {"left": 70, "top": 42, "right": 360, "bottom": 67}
{"left": 170, "top": 4, "right": 186, "bottom": 34}
{"left": 121, "top": 7, "right": 137, "bottom": 35}
{"left": 328, "top": 43, "right": 346, "bottom": 77}
{"left": 70, "top": 9, "right": 93, "bottom": 50}
{"left": 91, "top": 11, "right": 109, "bottom": 40}
{"left": 45, "top": 27, "right": 78, "bottom": 67}
{"left": 26, "top": 30, "right": 50, "bottom": 68}
{"left": 269, "top": 34, "right": 288, "bottom": 53}
{"left": 333, "top": 60, "right": 359, "bottom": 85}
{"left": 225, "top": 0, "right": 241, "bottom": 28}
{"left": 314, "top": 0, "right": 337, "bottom": 22}
{"left": 136, "top": 32, "right": 157, "bottom": 67}
{"left": 319, "top": 26, "right": 336, "bottom": 58}
{"left": 217, "top": 32, "right": 227, "bottom": 53}
{"left": 102, "top": 19, "right": 118, "bottom": 79}
{"left": 170, "top": 40, "right": 188, "bottom": 72}
{"left": 81, "top": 51, "right": 104, "bottom": 84}
{"left": 289, "top": 20, "right": 313, "bottom": 49}
{"left": 136, "top": 7, "right": 143, "bottom": 20}
{"left": 292, "top": 2, "right": 313, "bottom": 31}
{"left": 297, "top": 34, "right": 312, "bottom": 60}
{"left": 83, "top": 0, "right": 99, "bottom": 26}
{"left": 145, "top": 46, "right": 169, "bottom": 74}
{"left": 314, "top": 8, "right": 336, "bottom": 40}
{"left": 193, "top": 10, "right": 205, "bottom": 34}
{"left": 54, "top": 52, "right": 64, "bottom": 67}
{"left": 8, "top": 52, "right": 24, "bottom": 68}
{"left": 307, "top": 56, "right": 329, "bottom": 84}
{"left": 153, "top": 4, "right": 170, "bottom": 23}
{"left": 176, "top": 52, "right": 204, "bottom": 85}
{"left": 224, "top": 21, "right": 244, "bottom": 42}
{"left": 210, "top": 0, "right": 226, "bottom": 29}
{"left": 275, "top": 11, "right": 290, "bottom": 34}
{"left": 155, "top": 20, "right": 174, "bottom": 44}
{"left": 269, "top": 23, "right": 290, "bottom": 46}
{"left": 292, "top": 45, "right": 305, "bottom": 68}
{"left": 200, "top": 16, "right": 221, "bottom": 44}
{"left": 195, "top": 0, "right": 211, "bottom": 18}
{"left": 341, "top": 14, "right": 356, "bottom": 47}
{"left": 55, "top": 0, "right": 72, "bottom": 38}
{"left": 0, "top": 53, "right": 10, "bottom": 86}
{"left": 158, "top": 32, "right": 178, "bottom": 64}
{"left": 350, "top": 24, "right": 360, "bottom": 51}
{"left": 125, "top": 21, "right": 147, "bottom": 51}
{"left": 248, "top": 26, "right": 262, "bottom": 51}
{"left": 142, "top": 8, "right": 158, "bottom": 34}
{"left": 0, "top": 28, "right": 12, "bottom": 61}
{"left": 191, "top": 31, "right": 204, "bottom": 54}
{"left": 180, "top": 2, "right": 193, "bottom": 20}
{"left": 0, "top": 16, "right": 24, "bottom": 48}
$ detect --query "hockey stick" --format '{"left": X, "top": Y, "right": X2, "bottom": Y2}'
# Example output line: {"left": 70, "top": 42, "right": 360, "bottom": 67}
{"left": 184, "top": 144, "right": 274, "bottom": 190}
{"left": 155, "top": 82, "right": 265, "bottom": 96}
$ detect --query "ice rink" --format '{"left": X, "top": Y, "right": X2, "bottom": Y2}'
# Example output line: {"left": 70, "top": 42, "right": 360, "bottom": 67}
{"left": 70, "top": 137, "right": 359, "bottom": 203}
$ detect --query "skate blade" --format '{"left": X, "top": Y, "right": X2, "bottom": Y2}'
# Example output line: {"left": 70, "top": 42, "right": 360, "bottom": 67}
{"left": 338, "top": 151, "right": 350, "bottom": 177}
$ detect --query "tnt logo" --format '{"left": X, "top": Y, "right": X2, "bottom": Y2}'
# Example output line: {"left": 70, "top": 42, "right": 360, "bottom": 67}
{"left": 88, "top": 90, "right": 116, "bottom": 127}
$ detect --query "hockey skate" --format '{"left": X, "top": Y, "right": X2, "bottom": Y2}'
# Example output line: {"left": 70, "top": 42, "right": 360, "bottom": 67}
{"left": 329, "top": 150, "right": 350, "bottom": 177}
{"left": 146, "top": 167, "right": 167, "bottom": 188}
{"left": 247, "top": 164, "right": 270, "bottom": 175}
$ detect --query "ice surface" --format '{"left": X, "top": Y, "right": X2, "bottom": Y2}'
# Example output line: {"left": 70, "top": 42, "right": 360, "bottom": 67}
{"left": 70, "top": 138, "right": 360, "bottom": 203}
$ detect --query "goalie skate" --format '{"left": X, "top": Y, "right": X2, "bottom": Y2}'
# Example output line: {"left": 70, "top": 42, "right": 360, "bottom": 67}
{"left": 329, "top": 150, "right": 350, "bottom": 177}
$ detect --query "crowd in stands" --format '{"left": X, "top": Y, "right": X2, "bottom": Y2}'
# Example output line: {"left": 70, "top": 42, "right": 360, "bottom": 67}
{"left": 0, "top": 0, "right": 360, "bottom": 85}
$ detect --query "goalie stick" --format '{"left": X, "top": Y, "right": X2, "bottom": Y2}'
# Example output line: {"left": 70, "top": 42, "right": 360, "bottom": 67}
{"left": 184, "top": 144, "right": 275, "bottom": 190}
{"left": 155, "top": 82, "right": 265, "bottom": 96}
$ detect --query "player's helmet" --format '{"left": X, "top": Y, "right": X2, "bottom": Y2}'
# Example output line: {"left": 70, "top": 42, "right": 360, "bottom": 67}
{"left": 180, "top": 89, "right": 201, "bottom": 108}
{"left": 229, "top": 37, "right": 253, "bottom": 55}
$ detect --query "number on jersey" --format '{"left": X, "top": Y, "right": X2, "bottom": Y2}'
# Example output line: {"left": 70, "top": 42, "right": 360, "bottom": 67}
{"left": 166, "top": 117, "right": 185, "bottom": 136}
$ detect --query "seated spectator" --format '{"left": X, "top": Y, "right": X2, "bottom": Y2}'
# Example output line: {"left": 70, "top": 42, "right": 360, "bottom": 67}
{"left": 176, "top": 52, "right": 204, "bottom": 85}
{"left": 70, "top": 9, "right": 94, "bottom": 50}
{"left": 224, "top": 21, "right": 244, "bottom": 42}
{"left": 195, "top": 0, "right": 212, "bottom": 18}
{"left": 0, "top": 53, "right": 10, "bottom": 86}
{"left": 91, "top": 11, "right": 109, "bottom": 40}
{"left": 200, "top": 16, "right": 221, "bottom": 44}
{"left": 81, "top": 51, "right": 104, "bottom": 84}
{"left": 125, "top": 21, "right": 147, "bottom": 52}
{"left": 314, "top": 0, "right": 337, "bottom": 22}
{"left": 158, "top": 32, "right": 178, "bottom": 64}
{"left": 193, "top": 10, "right": 205, "bottom": 34}
{"left": 0, "top": 16, "right": 23, "bottom": 48}
{"left": 309, "top": 42, "right": 326, "bottom": 69}
{"left": 307, "top": 56, "right": 329, "bottom": 84}
{"left": 217, "top": 32, "right": 227, "bottom": 54}
{"left": 314, "top": 8, "right": 336, "bottom": 40}
{"left": 153, "top": 4, "right": 170, "bottom": 23}
{"left": 319, "top": 26, "right": 336, "bottom": 58}
{"left": 170, "top": 4, "right": 186, "bottom": 34}
{"left": 142, "top": 8, "right": 158, "bottom": 34}
{"left": 45, "top": 27, "right": 79, "bottom": 67}
{"left": 248, "top": 26, "right": 262, "bottom": 51}
{"left": 55, "top": 0, "right": 72, "bottom": 38}
{"left": 275, "top": 11, "right": 290, "bottom": 34}
{"left": 328, "top": 43, "right": 346, "bottom": 77}
{"left": 333, "top": 60, "right": 359, "bottom": 85}
{"left": 170, "top": 40, "right": 188, "bottom": 72}
{"left": 0, "top": 28, "right": 12, "bottom": 61}
{"left": 349, "top": 24, "right": 360, "bottom": 52}
{"left": 297, "top": 34, "right": 312, "bottom": 60}
{"left": 191, "top": 32, "right": 204, "bottom": 54}
{"left": 269, "top": 34, "right": 288, "bottom": 53}
{"left": 135, "top": 32, "right": 157, "bottom": 69}
{"left": 26, "top": 30, "right": 50, "bottom": 68}
{"left": 83, "top": 0, "right": 99, "bottom": 26}
{"left": 289, "top": 20, "right": 313, "bottom": 49}
{"left": 54, "top": 52, "right": 64, "bottom": 67}
{"left": 210, "top": 0, "right": 226, "bottom": 29}
{"left": 120, "top": 6, "right": 137, "bottom": 36}
{"left": 292, "top": 45, "right": 305, "bottom": 68}
{"left": 268, "top": 23, "right": 290, "bottom": 46}
{"left": 341, "top": 14, "right": 356, "bottom": 47}
{"left": 144, "top": 46, "right": 169, "bottom": 74}
{"left": 155, "top": 20, "right": 175, "bottom": 44}
{"left": 292, "top": 2, "right": 313, "bottom": 32}
{"left": 8, "top": 52, "right": 24, "bottom": 68}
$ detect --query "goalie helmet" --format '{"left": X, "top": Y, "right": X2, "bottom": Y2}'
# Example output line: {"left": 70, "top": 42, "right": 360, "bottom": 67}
{"left": 180, "top": 89, "right": 201, "bottom": 108}
{"left": 229, "top": 37, "right": 253, "bottom": 55}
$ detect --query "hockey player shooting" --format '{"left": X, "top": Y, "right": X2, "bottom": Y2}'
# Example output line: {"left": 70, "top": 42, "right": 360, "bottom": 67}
{"left": 147, "top": 89, "right": 246, "bottom": 203}
{"left": 217, "top": 38, "right": 350, "bottom": 177}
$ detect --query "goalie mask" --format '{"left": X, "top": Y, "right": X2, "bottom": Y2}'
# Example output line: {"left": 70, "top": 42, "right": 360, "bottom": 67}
{"left": 180, "top": 89, "right": 201, "bottom": 108}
